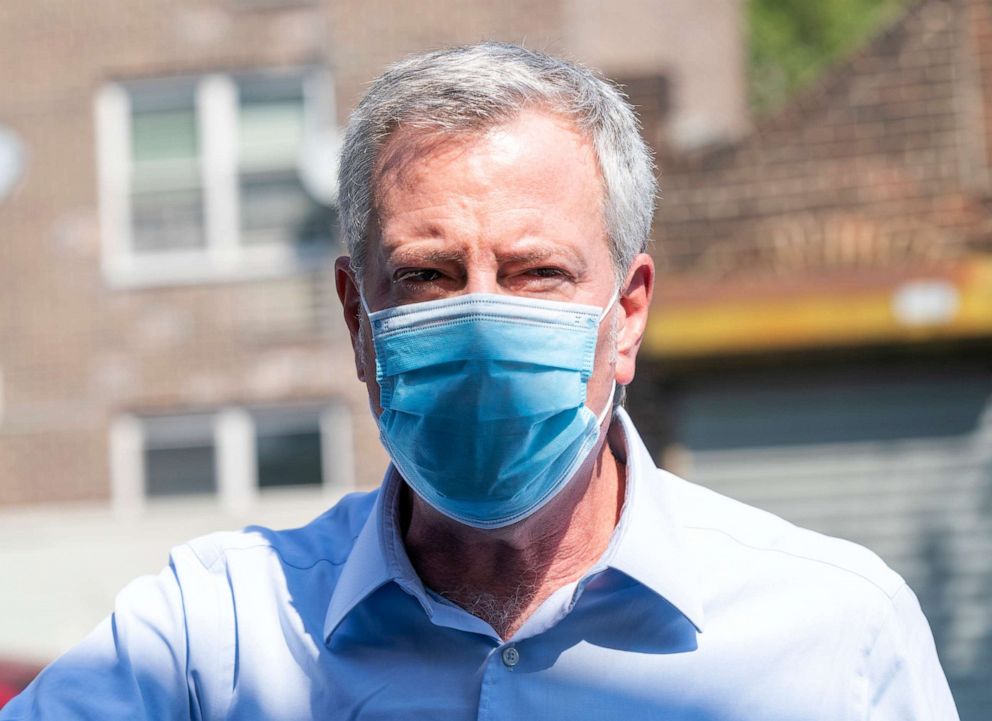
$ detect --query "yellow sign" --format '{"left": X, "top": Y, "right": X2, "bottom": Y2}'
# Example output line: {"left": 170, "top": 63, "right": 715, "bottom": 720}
{"left": 644, "top": 257, "right": 992, "bottom": 358}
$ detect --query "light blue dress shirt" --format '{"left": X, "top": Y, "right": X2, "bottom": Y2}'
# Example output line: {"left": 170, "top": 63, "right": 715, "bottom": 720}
{"left": 2, "top": 409, "right": 958, "bottom": 720}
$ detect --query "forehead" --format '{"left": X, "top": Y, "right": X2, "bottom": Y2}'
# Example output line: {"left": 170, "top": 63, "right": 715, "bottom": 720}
{"left": 380, "top": 106, "right": 596, "bottom": 172}
{"left": 360, "top": 110, "right": 617, "bottom": 302}
{"left": 371, "top": 109, "right": 606, "bottom": 230}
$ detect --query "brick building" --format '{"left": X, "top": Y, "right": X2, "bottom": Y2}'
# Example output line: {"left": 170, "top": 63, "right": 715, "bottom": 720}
{"left": 629, "top": 0, "right": 992, "bottom": 716}
{"left": 0, "top": 0, "right": 748, "bottom": 664}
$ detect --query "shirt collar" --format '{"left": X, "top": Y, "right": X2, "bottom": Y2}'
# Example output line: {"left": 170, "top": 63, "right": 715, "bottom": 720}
{"left": 598, "top": 407, "right": 705, "bottom": 633}
{"left": 323, "top": 407, "right": 705, "bottom": 641}
{"left": 323, "top": 466, "right": 432, "bottom": 642}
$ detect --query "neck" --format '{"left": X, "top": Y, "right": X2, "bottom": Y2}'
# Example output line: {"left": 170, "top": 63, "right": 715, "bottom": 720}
{"left": 401, "top": 429, "right": 626, "bottom": 640}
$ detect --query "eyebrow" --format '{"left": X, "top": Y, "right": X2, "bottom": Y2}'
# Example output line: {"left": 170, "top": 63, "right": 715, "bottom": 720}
{"left": 385, "top": 242, "right": 585, "bottom": 268}
{"left": 387, "top": 247, "right": 466, "bottom": 266}
{"left": 495, "top": 247, "right": 556, "bottom": 264}
{"left": 497, "top": 245, "right": 587, "bottom": 271}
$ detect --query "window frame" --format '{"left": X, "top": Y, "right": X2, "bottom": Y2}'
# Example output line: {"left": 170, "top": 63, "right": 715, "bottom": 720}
{"left": 95, "top": 68, "right": 336, "bottom": 288}
{"left": 108, "top": 402, "right": 354, "bottom": 514}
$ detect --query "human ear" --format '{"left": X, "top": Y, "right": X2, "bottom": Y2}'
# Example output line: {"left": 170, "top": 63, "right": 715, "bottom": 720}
{"left": 614, "top": 253, "right": 655, "bottom": 387}
{"left": 334, "top": 256, "right": 367, "bottom": 382}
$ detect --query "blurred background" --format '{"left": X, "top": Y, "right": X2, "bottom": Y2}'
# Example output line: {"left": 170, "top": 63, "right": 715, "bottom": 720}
{"left": 0, "top": 0, "right": 990, "bottom": 715}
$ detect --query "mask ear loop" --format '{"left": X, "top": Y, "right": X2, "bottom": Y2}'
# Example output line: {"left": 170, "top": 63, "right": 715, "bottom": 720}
{"left": 598, "top": 288, "right": 621, "bottom": 323}
{"left": 356, "top": 293, "right": 381, "bottom": 413}
{"left": 358, "top": 292, "right": 373, "bottom": 319}
{"left": 595, "top": 380, "right": 617, "bottom": 426}
{"left": 594, "top": 288, "right": 621, "bottom": 426}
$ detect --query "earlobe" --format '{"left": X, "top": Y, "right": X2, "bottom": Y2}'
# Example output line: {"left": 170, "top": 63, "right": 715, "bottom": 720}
{"left": 334, "top": 256, "right": 367, "bottom": 382}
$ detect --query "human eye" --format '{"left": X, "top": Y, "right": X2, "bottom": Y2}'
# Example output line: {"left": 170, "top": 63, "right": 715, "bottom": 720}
{"left": 527, "top": 267, "right": 567, "bottom": 279}
{"left": 390, "top": 267, "right": 457, "bottom": 301}
{"left": 503, "top": 265, "right": 576, "bottom": 295}
{"left": 521, "top": 266, "right": 576, "bottom": 286}
{"left": 393, "top": 268, "right": 444, "bottom": 285}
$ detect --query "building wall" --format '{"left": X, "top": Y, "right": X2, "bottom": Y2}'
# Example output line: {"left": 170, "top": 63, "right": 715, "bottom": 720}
{"left": 327, "top": 0, "right": 749, "bottom": 148}
{"left": 0, "top": 0, "right": 748, "bottom": 509}
{"left": 0, "top": 1, "right": 379, "bottom": 507}
{"left": 656, "top": 0, "right": 991, "bottom": 280}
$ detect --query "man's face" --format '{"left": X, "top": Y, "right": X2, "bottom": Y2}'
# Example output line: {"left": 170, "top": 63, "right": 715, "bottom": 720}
{"left": 336, "top": 108, "right": 651, "bottom": 421}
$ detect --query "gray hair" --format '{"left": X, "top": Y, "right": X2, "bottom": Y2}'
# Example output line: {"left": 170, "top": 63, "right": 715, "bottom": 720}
{"left": 338, "top": 42, "right": 657, "bottom": 287}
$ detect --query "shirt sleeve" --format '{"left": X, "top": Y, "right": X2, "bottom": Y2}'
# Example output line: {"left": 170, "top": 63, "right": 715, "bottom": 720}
{"left": 0, "top": 561, "right": 191, "bottom": 721}
{"left": 865, "top": 583, "right": 960, "bottom": 721}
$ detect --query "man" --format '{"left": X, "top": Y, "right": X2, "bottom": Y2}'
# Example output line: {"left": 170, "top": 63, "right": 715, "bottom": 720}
{"left": 2, "top": 43, "right": 958, "bottom": 720}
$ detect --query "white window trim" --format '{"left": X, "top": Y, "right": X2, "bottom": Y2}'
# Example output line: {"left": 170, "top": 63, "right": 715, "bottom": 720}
{"left": 199, "top": 75, "right": 241, "bottom": 272}
{"left": 94, "top": 69, "right": 336, "bottom": 289}
{"left": 109, "top": 414, "right": 146, "bottom": 516}
{"left": 95, "top": 83, "right": 132, "bottom": 284}
{"left": 108, "top": 402, "right": 354, "bottom": 515}
{"left": 215, "top": 406, "right": 258, "bottom": 514}
{"left": 320, "top": 402, "right": 354, "bottom": 496}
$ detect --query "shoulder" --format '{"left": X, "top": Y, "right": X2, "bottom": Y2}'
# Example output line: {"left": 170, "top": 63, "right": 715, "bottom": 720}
{"left": 668, "top": 470, "right": 905, "bottom": 603}
{"left": 172, "top": 488, "right": 379, "bottom": 576}
{"left": 161, "top": 489, "right": 380, "bottom": 696}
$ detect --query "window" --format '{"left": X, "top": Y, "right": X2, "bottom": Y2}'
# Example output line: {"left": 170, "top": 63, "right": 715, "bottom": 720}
{"left": 129, "top": 78, "right": 205, "bottom": 255}
{"left": 96, "top": 69, "right": 339, "bottom": 287}
{"left": 143, "top": 412, "right": 217, "bottom": 497}
{"left": 254, "top": 406, "right": 325, "bottom": 489}
{"left": 109, "top": 402, "right": 353, "bottom": 512}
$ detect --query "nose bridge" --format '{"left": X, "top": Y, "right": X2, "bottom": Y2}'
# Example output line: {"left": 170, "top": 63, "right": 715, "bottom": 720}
{"left": 465, "top": 274, "right": 498, "bottom": 295}
{"left": 463, "top": 246, "right": 500, "bottom": 295}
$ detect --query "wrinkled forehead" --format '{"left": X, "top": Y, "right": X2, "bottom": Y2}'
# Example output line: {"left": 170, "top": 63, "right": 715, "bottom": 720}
{"left": 369, "top": 109, "right": 605, "bottom": 220}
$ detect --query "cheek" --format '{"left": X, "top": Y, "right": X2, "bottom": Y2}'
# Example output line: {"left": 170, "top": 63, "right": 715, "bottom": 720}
{"left": 595, "top": 309, "right": 620, "bottom": 364}
{"left": 356, "top": 320, "right": 367, "bottom": 359}
{"left": 591, "top": 310, "right": 619, "bottom": 381}
{"left": 607, "top": 310, "right": 621, "bottom": 364}
{"left": 357, "top": 319, "right": 384, "bottom": 415}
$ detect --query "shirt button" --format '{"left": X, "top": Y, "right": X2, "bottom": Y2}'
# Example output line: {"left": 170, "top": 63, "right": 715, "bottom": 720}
{"left": 501, "top": 646, "right": 520, "bottom": 667}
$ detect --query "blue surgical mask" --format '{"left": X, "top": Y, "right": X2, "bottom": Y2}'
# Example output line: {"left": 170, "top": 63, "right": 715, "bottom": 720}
{"left": 363, "top": 291, "right": 617, "bottom": 529}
